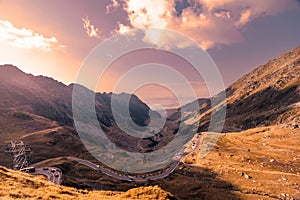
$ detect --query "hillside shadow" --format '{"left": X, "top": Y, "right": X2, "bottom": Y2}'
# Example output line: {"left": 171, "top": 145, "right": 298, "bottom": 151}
{"left": 55, "top": 161, "right": 241, "bottom": 200}
{"left": 224, "top": 84, "right": 300, "bottom": 130}
{"left": 197, "top": 84, "right": 300, "bottom": 132}
{"left": 151, "top": 164, "right": 241, "bottom": 200}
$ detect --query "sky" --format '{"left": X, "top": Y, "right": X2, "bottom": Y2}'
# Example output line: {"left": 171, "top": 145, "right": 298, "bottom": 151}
{"left": 0, "top": 0, "right": 300, "bottom": 108}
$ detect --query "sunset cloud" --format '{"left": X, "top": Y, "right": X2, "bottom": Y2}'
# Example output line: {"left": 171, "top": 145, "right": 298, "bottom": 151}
{"left": 235, "top": 9, "right": 252, "bottom": 26}
{"left": 82, "top": 16, "right": 101, "bottom": 38}
{"left": 0, "top": 20, "right": 59, "bottom": 51}
{"left": 117, "top": 23, "right": 134, "bottom": 35}
{"left": 106, "top": 0, "right": 121, "bottom": 14}
{"left": 108, "top": 0, "right": 298, "bottom": 49}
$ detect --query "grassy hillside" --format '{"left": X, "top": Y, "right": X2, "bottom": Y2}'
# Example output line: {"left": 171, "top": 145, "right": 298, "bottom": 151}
{"left": 184, "top": 127, "right": 300, "bottom": 199}
{"left": 0, "top": 166, "right": 174, "bottom": 200}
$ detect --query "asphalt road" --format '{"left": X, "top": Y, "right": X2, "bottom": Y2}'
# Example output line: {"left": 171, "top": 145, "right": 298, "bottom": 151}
{"left": 29, "top": 133, "right": 202, "bottom": 183}
{"left": 67, "top": 133, "right": 202, "bottom": 182}
{"left": 30, "top": 167, "right": 62, "bottom": 185}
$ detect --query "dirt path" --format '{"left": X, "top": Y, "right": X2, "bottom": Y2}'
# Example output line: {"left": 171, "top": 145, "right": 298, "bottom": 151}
{"left": 223, "top": 165, "right": 300, "bottom": 177}
{"left": 21, "top": 126, "right": 63, "bottom": 139}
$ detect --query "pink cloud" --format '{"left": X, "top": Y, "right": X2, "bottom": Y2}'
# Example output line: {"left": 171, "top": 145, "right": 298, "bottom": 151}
{"left": 82, "top": 16, "right": 101, "bottom": 38}
{"left": 108, "top": 0, "right": 298, "bottom": 49}
{"left": 0, "top": 20, "right": 60, "bottom": 51}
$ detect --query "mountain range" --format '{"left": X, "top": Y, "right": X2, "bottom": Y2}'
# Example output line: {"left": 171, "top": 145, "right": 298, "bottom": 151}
{"left": 172, "top": 45, "right": 300, "bottom": 132}
{"left": 0, "top": 45, "right": 299, "bottom": 199}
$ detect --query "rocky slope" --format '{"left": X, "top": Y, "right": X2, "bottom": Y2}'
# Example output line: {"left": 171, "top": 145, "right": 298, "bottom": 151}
{"left": 223, "top": 45, "right": 300, "bottom": 130}
{"left": 172, "top": 45, "right": 300, "bottom": 132}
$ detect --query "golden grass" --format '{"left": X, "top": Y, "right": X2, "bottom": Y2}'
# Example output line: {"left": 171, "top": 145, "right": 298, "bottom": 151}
{"left": 0, "top": 166, "right": 173, "bottom": 200}
{"left": 184, "top": 127, "right": 300, "bottom": 199}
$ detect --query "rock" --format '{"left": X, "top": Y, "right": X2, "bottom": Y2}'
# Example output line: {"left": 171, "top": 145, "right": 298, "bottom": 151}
{"left": 204, "top": 161, "right": 210, "bottom": 166}
{"left": 244, "top": 174, "right": 252, "bottom": 179}
{"left": 270, "top": 159, "right": 275, "bottom": 163}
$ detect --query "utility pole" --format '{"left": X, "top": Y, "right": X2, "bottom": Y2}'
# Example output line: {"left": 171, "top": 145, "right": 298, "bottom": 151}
{"left": 5, "top": 141, "right": 31, "bottom": 170}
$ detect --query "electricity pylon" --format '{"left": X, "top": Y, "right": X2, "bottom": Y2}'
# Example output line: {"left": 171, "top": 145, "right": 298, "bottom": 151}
{"left": 5, "top": 141, "right": 31, "bottom": 170}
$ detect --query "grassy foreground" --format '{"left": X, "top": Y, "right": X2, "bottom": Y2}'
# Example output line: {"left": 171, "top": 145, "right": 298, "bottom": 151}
{"left": 0, "top": 166, "right": 174, "bottom": 200}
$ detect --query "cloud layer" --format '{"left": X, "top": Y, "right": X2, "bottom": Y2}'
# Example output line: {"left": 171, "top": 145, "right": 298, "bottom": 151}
{"left": 0, "top": 20, "right": 60, "bottom": 51}
{"left": 108, "top": 0, "right": 298, "bottom": 49}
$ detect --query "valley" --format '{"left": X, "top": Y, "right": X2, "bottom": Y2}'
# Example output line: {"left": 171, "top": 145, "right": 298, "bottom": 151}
{"left": 0, "top": 45, "right": 299, "bottom": 199}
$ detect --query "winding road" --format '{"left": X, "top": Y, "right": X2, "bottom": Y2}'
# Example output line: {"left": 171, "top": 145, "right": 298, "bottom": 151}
{"left": 30, "top": 167, "right": 62, "bottom": 185}
{"left": 66, "top": 133, "right": 202, "bottom": 182}
{"left": 30, "top": 133, "right": 202, "bottom": 183}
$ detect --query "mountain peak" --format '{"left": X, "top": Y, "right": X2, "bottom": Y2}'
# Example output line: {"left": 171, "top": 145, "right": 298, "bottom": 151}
{"left": 0, "top": 64, "right": 23, "bottom": 73}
